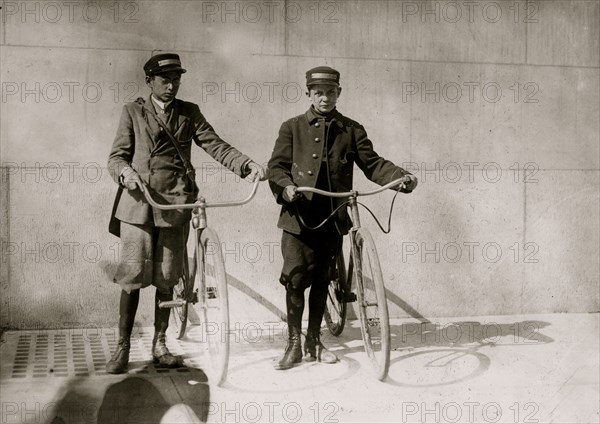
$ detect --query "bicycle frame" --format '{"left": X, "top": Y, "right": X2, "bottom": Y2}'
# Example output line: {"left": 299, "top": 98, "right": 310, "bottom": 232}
{"left": 296, "top": 176, "right": 409, "bottom": 227}
{"left": 296, "top": 176, "right": 410, "bottom": 264}
{"left": 296, "top": 176, "right": 410, "bottom": 380}
{"left": 135, "top": 178, "right": 260, "bottom": 304}
{"left": 136, "top": 178, "right": 260, "bottom": 226}
{"left": 134, "top": 178, "right": 260, "bottom": 386}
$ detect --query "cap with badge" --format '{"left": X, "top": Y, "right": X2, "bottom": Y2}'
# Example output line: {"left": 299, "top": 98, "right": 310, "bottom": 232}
{"left": 144, "top": 53, "right": 187, "bottom": 76}
{"left": 305, "top": 66, "right": 340, "bottom": 87}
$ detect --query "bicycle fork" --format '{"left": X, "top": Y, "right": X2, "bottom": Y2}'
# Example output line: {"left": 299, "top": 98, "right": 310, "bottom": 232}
{"left": 348, "top": 195, "right": 381, "bottom": 325}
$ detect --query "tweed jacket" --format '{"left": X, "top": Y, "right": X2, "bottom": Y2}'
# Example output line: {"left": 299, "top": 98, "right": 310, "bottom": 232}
{"left": 108, "top": 95, "right": 250, "bottom": 233}
{"left": 268, "top": 107, "right": 411, "bottom": 235}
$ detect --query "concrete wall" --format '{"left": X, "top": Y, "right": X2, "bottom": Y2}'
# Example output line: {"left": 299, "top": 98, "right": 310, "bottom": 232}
{"left": 1, "top": 0, "right": 598, "bottom": 329}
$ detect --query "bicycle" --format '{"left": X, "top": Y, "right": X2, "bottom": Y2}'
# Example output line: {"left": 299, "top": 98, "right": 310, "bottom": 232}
{"left": 136, "top": 178, "right": 260, "bottom": 386}
{"left": 296, "top": 176, "right": 411, "bottom": 381}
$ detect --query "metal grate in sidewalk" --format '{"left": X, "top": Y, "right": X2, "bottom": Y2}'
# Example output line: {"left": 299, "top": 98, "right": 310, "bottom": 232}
{"left": 5, "top": 329, "right": 201, "bottom": 380}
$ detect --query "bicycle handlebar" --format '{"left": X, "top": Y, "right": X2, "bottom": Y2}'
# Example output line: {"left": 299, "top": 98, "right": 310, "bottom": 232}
{"left": 295, "top": 176, "right": 411, "bottom": 198}
{"left": 136, "top": 178, "right": 260, "bottom": 210}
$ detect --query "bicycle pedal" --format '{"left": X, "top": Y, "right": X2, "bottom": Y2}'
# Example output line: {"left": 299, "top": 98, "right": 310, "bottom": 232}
{"left": 158, "top": 299, "right": 186, "bottom": 309}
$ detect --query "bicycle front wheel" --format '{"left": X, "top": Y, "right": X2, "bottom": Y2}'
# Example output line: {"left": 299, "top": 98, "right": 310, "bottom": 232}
{"left": 352, "top": 228, "right": 391, "bottom": 381}
{"left": 194, "top": 228, "right": 230, "bottom": 386}
{"left": 324, "top": 251, "right": 348, "bottom": 336}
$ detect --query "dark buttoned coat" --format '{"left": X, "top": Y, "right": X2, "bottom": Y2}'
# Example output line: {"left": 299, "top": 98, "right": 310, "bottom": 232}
{"left": 268, "top": 108, "right": 411, "bottom": 235}
{"left": 108, "top": 95, "right": 251, "bottom": 233}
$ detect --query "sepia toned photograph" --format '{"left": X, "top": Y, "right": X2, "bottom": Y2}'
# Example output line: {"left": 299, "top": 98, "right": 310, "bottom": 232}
{"left": 0, "top": 1, "right": 598, "bottom": 423}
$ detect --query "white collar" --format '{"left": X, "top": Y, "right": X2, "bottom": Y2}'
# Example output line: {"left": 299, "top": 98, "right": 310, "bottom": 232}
{"left": 151, "top": 95, "right": 173, "bottom": 112}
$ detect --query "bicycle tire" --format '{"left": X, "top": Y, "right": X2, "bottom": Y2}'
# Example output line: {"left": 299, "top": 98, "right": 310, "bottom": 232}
{"left": 352, "top": 228, "right": 391, "bottom": 381}
{"left": 324, "top": 252, "right": 348, "bottom": 336}
{"left": 194, "top": 228, "right": 230, "bottom": 386}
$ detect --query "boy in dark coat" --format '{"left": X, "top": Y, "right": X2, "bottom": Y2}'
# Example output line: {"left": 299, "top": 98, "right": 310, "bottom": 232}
{"left": 268, "top": 66, "right": 417, "bottom": 369}
{"left": 106, "top": 53, "right": 265, "bottom": 374}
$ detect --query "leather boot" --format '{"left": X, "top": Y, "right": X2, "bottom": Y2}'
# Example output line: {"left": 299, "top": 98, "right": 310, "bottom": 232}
{"left": 152, "top": 332, "right": 180, "bottom": 368}
{"left": 106, "top": 337, "right": 130, "bottom": 374}
{"left": 274, "top": 326, "right": 302, "bottom": 370}
{"left": 304, "top": 330, "right": 338, "bottom": 364}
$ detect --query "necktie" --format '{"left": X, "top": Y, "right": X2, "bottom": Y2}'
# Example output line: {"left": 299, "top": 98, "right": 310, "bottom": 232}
{"left": 157, "top": 106, "right": 169, "bottom": 125}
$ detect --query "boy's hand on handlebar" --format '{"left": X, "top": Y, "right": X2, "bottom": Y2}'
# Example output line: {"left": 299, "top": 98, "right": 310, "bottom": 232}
{"left": 399, "top": 174, "right": 418, "bottom": 193}
{"left": 121, "top": 166, "right": 142, "bottom": 191}
{"left": 282, "top": 185, "right": 301, "bottom": 203}
{"left": 246, "top": 161, "right": 268, "bottom": 182}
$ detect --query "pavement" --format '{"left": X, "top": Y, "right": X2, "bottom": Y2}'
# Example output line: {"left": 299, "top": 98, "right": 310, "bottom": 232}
{"left": 0, "top": 313, "right": 598, "bottom": 424}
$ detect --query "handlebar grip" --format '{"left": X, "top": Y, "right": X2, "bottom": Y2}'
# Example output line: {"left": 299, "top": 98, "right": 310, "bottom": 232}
{"left": 396, "top": 175, "right": 411, "bottom": 184}
{"left": 397, "top": 175, "right": 415, "bottom": 191}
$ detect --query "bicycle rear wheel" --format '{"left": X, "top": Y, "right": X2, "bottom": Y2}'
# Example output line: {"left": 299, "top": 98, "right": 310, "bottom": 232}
{"left": 324, "top": 251, "right": 348, "bottom": 336}
{"left": 193, "top": 228, "right": 230, "bottom": 386}
{"left": 352, "top": 228, "right": 390, "bottom": 381}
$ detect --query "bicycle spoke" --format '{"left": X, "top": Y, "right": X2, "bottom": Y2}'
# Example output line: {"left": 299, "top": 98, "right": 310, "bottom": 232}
{"left": 327, "top": 291, "right": 342, "bottom": 315}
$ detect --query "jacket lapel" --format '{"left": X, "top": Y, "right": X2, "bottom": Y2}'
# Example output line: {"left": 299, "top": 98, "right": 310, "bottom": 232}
{"left": 138, "top": 97, "right": 192, "bottom": 158}
{"left": 170, "top": 100, "right": 189, "bottom": 139}
{"left": 142, "top": 95, "right": 162, "bottom": 148}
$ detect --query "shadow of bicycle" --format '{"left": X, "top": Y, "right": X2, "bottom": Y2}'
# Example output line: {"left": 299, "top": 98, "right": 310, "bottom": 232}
{"left": 384, "top": 320, "right": 553, "bottom": 387}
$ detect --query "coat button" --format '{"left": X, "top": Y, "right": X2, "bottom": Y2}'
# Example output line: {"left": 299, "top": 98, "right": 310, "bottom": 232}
{"left": 308, "top": 170, "right": 313, "bottom": 176}
{"left": 312, "top": 153, "right": 318, "bottom": 159}
{"left": 315, "top": 122, "right": 320, "bottom": 127}
{"left": 315, "top": 137, "right": 320, "bottom": 142}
